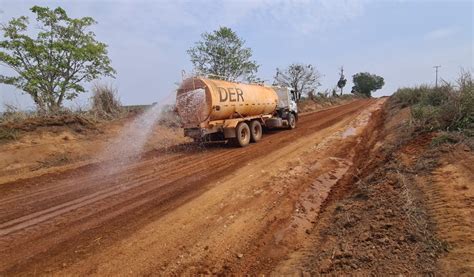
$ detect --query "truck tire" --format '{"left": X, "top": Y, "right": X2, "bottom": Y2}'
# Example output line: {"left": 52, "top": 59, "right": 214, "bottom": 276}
{"left": 288, "top": 113, "right": 296, "bottom": 129}
{"left": 249, "top": 120, "right": 262, "bottom": 142}
{"left": 232, "top": 122, "right": 251, "bottom": 147}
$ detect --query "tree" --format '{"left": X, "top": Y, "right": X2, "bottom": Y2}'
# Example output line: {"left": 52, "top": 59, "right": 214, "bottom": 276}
{"left": 337, "top": 66, "right": 347, "bottom": 95}
{"left": 274, "top": 63, "right": 322, "bottom": 102}
{"left": 187, "top": 27, "right": 259, "bottom": 82}
{"left": 351, "top": 72, "right": 384, "bottom": 97}
{"left": 0, "top": 6, "right": 115, "bottom": 113}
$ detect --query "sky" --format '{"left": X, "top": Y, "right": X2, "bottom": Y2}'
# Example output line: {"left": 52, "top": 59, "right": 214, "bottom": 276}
{"left": 0, "top": 0, "right": 473, "bottom": 110}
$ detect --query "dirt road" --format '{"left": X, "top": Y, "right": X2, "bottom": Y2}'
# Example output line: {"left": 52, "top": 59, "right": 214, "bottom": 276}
{"left": 0, "top": 99, "right": 384, "bottom": 275}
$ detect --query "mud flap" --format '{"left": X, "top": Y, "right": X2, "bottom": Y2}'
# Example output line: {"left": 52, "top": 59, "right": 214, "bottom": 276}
{"left": 223, "top": 119, "right": 241, "bottom": 138}
{"left": 224, "top": 127, "right": 236, "bottom": 138}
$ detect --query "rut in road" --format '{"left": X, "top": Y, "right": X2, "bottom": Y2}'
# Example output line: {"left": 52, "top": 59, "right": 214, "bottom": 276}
{"left": 0, "top": 100, "right": 372, "bottom": 274}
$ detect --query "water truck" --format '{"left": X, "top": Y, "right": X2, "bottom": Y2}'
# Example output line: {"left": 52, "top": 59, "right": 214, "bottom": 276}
{"left": 176, "top": 77, "right": 298, "bottom": 147}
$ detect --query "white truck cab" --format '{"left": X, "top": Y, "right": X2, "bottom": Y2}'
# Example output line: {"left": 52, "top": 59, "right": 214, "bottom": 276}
{"left": 265, "top": 86, "right": 298, "bottom": 129}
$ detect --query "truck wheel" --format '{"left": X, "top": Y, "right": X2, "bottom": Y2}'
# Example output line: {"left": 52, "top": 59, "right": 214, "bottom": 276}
{"left": 249, "top": 120, "right": 262, "bottom": 142}
{"left": 232, "top": 122, "right": 251, "bottom": 147}
{"left": 288, "top": 113, "right": 296, "bottom": 129}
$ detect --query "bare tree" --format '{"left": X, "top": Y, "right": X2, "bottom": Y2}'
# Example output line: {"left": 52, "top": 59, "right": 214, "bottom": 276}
{"left": 274, "top": 63, "right": 322, "bottom": 101}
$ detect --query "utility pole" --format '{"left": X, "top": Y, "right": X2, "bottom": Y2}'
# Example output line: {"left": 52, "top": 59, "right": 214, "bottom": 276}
{"left": 433, "top": 65, "right": 441, "bottom": 88}
{"left": 337, "top": 66, "right": 346, "bottom": 96}
{"left": 339, "top": 67, "right": 344, "bottom": 95}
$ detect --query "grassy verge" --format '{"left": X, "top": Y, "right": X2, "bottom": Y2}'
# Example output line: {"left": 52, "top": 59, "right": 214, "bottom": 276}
{"left": 391, "top": 70, "right": 473, "bottom": 147}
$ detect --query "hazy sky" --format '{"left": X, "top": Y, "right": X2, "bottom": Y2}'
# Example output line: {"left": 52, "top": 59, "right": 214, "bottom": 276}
{"left": 0, "top": 0, "right": 473, "bottom": 110}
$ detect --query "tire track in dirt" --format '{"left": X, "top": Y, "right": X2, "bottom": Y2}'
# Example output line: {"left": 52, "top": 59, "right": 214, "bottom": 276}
{"left": 0, "top": 149, "right": 234, "bottom": 223}
{"left": 0, "top": 100, "right": 372, "bottom": 274}
{"left": 0, "top": 153, "right": 183, "bottom": 205}
{"left": 0, "top": 100, "right": 366, "bottom": 221}
{"left": 420, "top": 146, "right": 474, "bottom": 274}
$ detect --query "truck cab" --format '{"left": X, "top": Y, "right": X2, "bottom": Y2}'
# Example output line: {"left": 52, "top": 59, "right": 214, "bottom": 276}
{"left": 265, "top": 87, "right": 298, "bottom": 129}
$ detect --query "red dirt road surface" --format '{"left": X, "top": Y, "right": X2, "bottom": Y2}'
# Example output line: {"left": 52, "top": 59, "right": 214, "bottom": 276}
{"left": 0, "top": 99, "right": 385, "bottom": 275}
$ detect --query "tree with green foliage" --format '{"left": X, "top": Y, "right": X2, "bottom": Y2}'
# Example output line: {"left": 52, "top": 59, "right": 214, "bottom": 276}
{"left": 187, "top": 27, "right": 259, "bottom": 82}
{"left": 351, "top": 72, "right": 384, "bottom": 97}
{"left": 0, "top": 6, "right": 115, "bottom": 113}
{"left": 274, "top": 63, "right": 322, "bottom": 102}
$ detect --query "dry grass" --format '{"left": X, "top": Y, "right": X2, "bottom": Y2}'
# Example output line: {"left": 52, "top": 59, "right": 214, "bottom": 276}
{"left": 0, "top": 127, "right": 19, "bottom": 142}
{"left": 0, "top": 107, "right": 100, "bottom": 143}
{"left": 91, "top": 83, "right": 123, "bottom": 118}
{"left": 0, "top": 83, "right": 128, "bottom": 142}
{"left": 392, "top": 70, "right": 473, "bottom": 134}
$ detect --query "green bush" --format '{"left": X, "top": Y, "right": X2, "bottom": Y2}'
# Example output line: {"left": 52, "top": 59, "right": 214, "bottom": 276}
{"left": 393, "top": 84, "right": 451, "bottom": 108}
{"left": 411, "top": 104, "right": 442, "bottom": 131}
{"left": 458, "top": 80, "right": 474, "bottom": 130}
{"left": 392, "top": 86, "right": 426, "bottom": 107}
{"left": 392, "top": 70, "right": 473, "bottom": 133}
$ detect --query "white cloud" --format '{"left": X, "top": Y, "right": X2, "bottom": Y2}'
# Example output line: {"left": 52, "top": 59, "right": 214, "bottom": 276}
{"left": 424, "top": 27, "right": 458, "bottom": 40}
{"left": 200, "top": 0, "right": 370, "bottom": 34}
{"left": 103, "top": 0, "right": 370, "bottom": 35}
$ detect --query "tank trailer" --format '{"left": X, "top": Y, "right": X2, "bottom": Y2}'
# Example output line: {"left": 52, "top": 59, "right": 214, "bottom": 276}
{"left": 176, "top": 77, "right": 298, "bottom": 147}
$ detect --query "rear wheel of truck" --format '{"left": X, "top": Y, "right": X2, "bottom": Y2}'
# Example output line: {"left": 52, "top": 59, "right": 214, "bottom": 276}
{"left": 288, "top": 113, "right": 296, "bottom": 129}
{"left": 249, "top": 120, "right": 262, "bottom": 142}
{"left": 232, "top": 122, "right": 251, "bottom": 147}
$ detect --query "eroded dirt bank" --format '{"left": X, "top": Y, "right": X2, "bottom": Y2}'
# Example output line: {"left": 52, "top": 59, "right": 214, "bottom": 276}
{"left": 288, "top": 100, "right": 473, "bottom": 275}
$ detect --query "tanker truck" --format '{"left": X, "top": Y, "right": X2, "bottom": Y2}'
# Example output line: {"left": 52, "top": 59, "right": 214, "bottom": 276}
{"left": 176, "top": 77, "right": 298, "bottom": 147}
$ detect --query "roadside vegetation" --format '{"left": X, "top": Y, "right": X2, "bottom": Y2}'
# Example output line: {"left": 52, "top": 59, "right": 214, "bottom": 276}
{"left": 307, "top": 71, "right": 473, "bottom": 274}
{"left": 91, "top": 83, "right": 123, "bottom": 119}
{"left": 392, "top": 69, "right": 473, "bottom": 147}
{"left": 0, "top": 107, "right": 96, "bottom": 142}
{"left": 0, "top": 83, "right": 124, "bottom": 143}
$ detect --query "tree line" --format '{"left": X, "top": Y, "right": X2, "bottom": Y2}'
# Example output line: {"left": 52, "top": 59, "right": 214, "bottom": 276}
{"left": 188, "top": 26, "right": 385, "bottom": 101}
{"left": 0, "top": 6, "right": 385, "bottom": 113}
